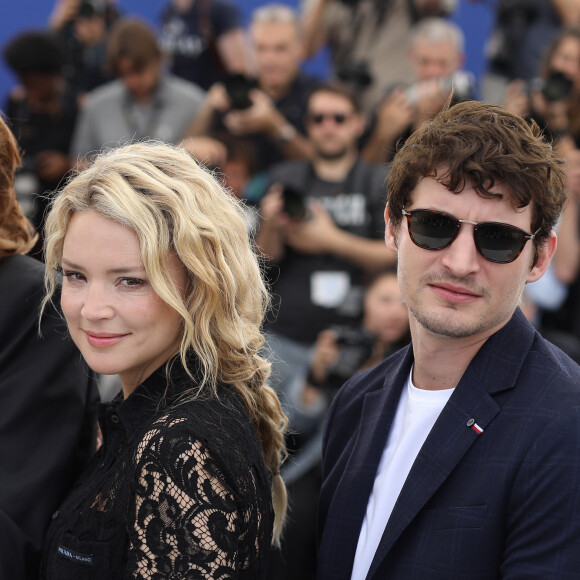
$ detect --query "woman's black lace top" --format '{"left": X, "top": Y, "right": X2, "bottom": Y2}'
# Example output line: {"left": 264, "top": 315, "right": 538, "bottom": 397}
{"left": 40, "top": 360, "right": 274, "bottom": 579}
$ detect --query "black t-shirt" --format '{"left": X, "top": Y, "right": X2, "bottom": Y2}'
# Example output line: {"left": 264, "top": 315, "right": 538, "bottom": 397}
{"left": 213, "top": 73, "right": 318, "bottom": 172}
{"left": 263, "top": 158, "right": 389, "bottom": 344}
{"left": 159, "top": 0, "right": 240, "bottom": 90}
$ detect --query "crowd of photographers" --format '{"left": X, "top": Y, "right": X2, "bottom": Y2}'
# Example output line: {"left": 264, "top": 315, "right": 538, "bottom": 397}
{"left": 3, "top": 0, "right": 580, "bottom": 577}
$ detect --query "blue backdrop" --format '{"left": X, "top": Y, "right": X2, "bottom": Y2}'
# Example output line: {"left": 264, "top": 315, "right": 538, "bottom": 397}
{"left": 0, "top": 0, "right": 493, "bottom": 107}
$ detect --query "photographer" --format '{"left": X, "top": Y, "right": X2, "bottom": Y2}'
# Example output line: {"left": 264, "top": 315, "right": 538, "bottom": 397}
{"left": 483, "top": 0, "right": 580, "bottom": 104}
{"left": 184, "top": 4, "right": 315, "bottom": 171}
{"left": 503, "top": 27, "right": 580, "bottom": 145}
{"left": 301, "top": 0, "right": 458, "bottom": 114}
{"left": 268, "top": 268, "right": 409, "bottom": 580}
{"left": 306, "top": 269, "right": 410, "bottom": 403}
{"left": 254, "top": 82, "right": 395, "bottom": 417}
{"left": 362, "top": 18, "right": 473, "bottom": 164}
{"left": 3, "top": 30, "right": 79, "bottom": 257}
{"left": 48, "top": 0, "right": 119, "bottom": 101}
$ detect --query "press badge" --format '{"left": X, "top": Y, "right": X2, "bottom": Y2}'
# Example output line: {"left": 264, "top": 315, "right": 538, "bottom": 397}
{"left": 311, "top": 271, "right": 350, "bottom": 308}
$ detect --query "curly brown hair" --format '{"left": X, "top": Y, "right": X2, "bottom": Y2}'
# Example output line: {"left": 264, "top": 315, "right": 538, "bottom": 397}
{"left": 387, "top": 100, "right": 566, "bottom": 257}
{"left": 0, "top": 115, "right": 37, "bottom": 256}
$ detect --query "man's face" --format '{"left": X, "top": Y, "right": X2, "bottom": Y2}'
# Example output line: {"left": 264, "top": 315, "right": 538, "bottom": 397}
{"left": 117, "top": 57, "right": 160, "bottom": 101}
{"left": 410, "top": 38, "right": 461, "bottom": 81}
{"left": 385, "top": 176, "right": 555, "bottom": 344}
{"left": 306, "top": 91, "right": 363, "bottom": 160}
{"left": 252, "top": 21, "right": 301, "bottom": 90}
{"left": 20, "top": 72, "right": 62, "bottom": 113}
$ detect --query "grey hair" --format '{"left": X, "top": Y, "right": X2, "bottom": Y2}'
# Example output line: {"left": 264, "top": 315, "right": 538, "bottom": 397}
{"left": 411, "top": 17, "right": 464, "bottom": 54}
{"left": 251, "top": 3, "right": 301, "bottom": 33}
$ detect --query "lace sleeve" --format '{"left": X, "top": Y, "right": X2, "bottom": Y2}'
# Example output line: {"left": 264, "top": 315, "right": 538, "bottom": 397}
{"left": 126, "top": 418, "right": 245, "bottom": 579}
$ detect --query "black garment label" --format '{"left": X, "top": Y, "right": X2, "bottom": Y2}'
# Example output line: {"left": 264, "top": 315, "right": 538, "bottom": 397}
{"left": 57, "top": 545, "right": 94, "bottom": 566}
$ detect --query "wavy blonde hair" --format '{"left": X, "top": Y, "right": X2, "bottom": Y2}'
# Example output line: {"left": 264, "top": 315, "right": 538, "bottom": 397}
{"left": 0, "top": 115, "right": 37, "bottom": 256}
{"left": 42, "top": 141, "right": 287, "bottom": 544}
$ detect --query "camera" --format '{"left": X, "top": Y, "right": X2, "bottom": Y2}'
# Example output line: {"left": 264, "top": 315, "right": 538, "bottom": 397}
{"left": 404, "top": 70, "right": 476, "bottom": 105}
{"left": 223, "top": 74, "right": 257, "bottom": 110}
{"left": 281, "top": 185, "right": 307, "bottom": 220}
{"left": 336, "top": 61, "right": 373, "bottom": 92}
{"left": 323, "top": 326, "right": 376, "bottom": 394}
{"left": 78, "top": 0, "right": 107, "bottom": 17}
{"left": 529, "top": 71, "right": 574, "bottom": 102}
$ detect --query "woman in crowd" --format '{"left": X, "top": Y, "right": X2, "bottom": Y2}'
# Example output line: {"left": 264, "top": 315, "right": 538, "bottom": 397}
{"left": 503, "top": 26, "right": 580, "bottom": 146}
{"left": 39, "top": 141, "right": 287, "bottom": 579}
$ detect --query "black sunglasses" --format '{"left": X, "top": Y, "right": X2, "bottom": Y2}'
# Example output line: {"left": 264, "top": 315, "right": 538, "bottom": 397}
{"left": 309, "top": 113, "right": 349, "bottom": 125}
{"left": 402, "top": 208, "right": 539, "bottom": 264}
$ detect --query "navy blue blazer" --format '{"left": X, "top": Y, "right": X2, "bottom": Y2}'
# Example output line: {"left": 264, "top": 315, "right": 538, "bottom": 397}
{"left": 318, "top": 308, "right": 580, "bottom": 580}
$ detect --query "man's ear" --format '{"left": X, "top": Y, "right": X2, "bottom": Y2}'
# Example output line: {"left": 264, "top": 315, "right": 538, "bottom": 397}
{"left": 527, "top": 231, "right": 557, "bottom": 283}
{"left": 353, "top": 113, "right": 365, "bottom": 139}
{"left": 385, "top": 205, "right": 398, "bottom": 252}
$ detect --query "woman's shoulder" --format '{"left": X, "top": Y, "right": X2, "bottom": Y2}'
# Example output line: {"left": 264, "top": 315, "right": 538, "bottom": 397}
{"left": 135, "top": 385, "right": 267, "bottom": 483}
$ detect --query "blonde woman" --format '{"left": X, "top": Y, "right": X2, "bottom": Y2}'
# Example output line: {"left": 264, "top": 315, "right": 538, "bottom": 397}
{"left": 40, "top": 141, "right": 287, "bottom": 579}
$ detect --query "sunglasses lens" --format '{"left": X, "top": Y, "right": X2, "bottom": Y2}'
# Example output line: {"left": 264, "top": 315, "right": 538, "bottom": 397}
{"left": 408, "top": 210, "right": 458, "bottom": 250}
{"left": 312, "top": 114, "right": 324, "bottom": 124}
{"left": 334, "top": 114, "right": 347, "bottom": 124}
{"left": 475, "top": 224, "right": 526, "bottom": 263}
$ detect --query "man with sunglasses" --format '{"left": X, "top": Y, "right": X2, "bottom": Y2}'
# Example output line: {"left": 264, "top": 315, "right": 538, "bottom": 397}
{"left": 255, "top": 82, "right": 394, "bottom": 412}
{"left": 318, "top": 100, "right": 580, "bottom": 580}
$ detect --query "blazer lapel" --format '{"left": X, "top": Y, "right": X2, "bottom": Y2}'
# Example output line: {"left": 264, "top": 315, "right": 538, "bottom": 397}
{"left": 367, "top": 308, "right": 536, "bottom": 579}
{"left": 321, "top": 348, "right": 414, "bottom": 577}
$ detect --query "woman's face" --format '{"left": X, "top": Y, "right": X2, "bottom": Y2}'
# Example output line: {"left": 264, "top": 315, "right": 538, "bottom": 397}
{"left": 550, "top": 36, "right": 580, "bottom": 85}
{"left": 60, "top": 210, "right": 187, "bottom": 396}
{"left": 363, "top": 274, "right": 409, "bottom": 345}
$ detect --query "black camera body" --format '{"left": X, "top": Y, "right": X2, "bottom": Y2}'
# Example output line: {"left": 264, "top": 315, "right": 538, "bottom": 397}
{"left": 336, "top": 61, "right": 373, "bottom": 91}
{"left": 281, "top": 185, "right": 307, "bottom": 220}
{"left": 223, "top": 74, "right": 258, "bottom": 110}
{"left": 529, "top": 71, "right": 575, "bottom": 102}
{"left": 323, "top": 326, "right": 376, "bottom": 394}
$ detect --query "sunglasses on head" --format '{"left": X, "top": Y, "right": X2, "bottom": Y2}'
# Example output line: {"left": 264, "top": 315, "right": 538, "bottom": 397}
{"left": 402, "top": 208, "right": 539, "bottom": 264}
{"left": 309, "top": 113, "right": 349, "bottom": 125}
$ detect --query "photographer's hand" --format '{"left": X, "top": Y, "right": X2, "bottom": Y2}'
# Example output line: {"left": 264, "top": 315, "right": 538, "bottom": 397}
{"left": 503, "top": 80, "right": 530, "bottom": 117}
{"left": 285, "top": 200, "right": 338, "bottom": 254}
{"left": 362, "top": 87, "right": 416, "bottom": 164}
{"left": 182, "top": 83, "right": 231, "bottom": 139}
{"left": 286, "top": 200, "right": 396, "bottom": 270}
{"left": 309, "top": 329, "right": 341, "bottom": 385}
{"left": 224, "top": 89, "right": 279, "bottom": 135}
{"left": 224, "top": 90, "right": 313, "bottom": 159}
{"left": 414, "top": 79, "right": 450, "bottom": 127}
{"left": 254, "top": 185, "right": 290, "bottom": 262}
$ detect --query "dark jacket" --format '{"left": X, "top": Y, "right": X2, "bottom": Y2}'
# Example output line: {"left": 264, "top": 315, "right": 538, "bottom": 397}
{"left": 318, "top": 308, "right": 580, "bottom": 579}
{"left": 0, "top": 254, "right": 98, "bottom": 579}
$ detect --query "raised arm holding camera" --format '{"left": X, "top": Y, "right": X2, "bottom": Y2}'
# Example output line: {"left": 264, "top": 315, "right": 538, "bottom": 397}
{"left": 503, "top": 27, "right": 580, "bottom": 145}
{"left": 184, "top": 4, "right": 315, "bottom": 171}
{"left": 301, "top": 0, "right": 458, "bottom": 115}
{"left": 362, "top": 18, "right": 473, "bottom": 165}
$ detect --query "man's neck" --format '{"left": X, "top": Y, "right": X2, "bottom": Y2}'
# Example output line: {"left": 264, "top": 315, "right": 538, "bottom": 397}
{"left": 410, "top": 325, "right": 495, "bottom": 391}
{"left": 313, "top": 150, "right": 358, "bottom": 182}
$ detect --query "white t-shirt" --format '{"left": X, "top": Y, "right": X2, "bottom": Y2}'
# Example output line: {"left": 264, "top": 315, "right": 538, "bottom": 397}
{"left": 351, "top": 369, "right": 454, "bottom": 580}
